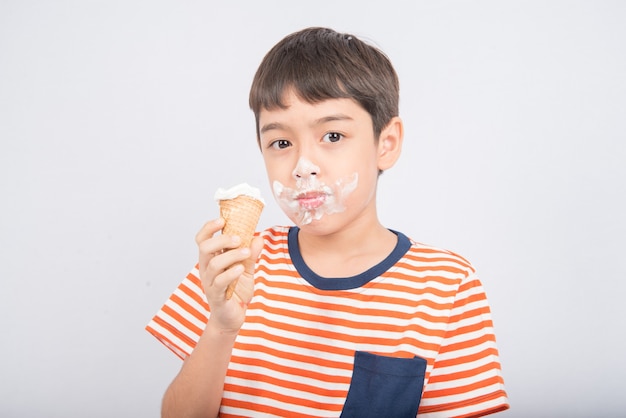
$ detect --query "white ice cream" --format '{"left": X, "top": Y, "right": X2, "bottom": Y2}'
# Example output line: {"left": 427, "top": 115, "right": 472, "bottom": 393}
{"left": 214, "top": 183, "right": 265, "bottom": 204}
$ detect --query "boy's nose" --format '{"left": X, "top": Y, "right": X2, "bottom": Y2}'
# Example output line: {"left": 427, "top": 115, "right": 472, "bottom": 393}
{"left": 292, "top": 157, "right": 320, "bottom": 179}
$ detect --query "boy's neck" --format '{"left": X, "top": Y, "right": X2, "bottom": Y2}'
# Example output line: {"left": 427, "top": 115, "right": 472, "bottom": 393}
{"left": 296, "top": 220, "right": 398, "bottom": 279}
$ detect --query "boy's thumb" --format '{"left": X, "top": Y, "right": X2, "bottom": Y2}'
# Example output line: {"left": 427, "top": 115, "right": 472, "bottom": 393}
{"left": 250, "top": 235, "right": 264, "bottom": 261}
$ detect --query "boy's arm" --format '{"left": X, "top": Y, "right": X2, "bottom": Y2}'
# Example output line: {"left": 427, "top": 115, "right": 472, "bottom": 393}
{"left": 160, "top": 219, "right": 262, "bottom": 418}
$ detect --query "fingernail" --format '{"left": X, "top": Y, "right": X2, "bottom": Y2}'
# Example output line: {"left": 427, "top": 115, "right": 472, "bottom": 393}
{"left": 241, "top": 248, "right": 250, "bottom": 256}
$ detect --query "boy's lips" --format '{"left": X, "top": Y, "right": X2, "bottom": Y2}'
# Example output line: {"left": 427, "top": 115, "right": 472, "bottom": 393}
{"left": 272, "top": 172, "right": 357, "bottom": 225}
{"left": 296, "top": 191, "right": 327, "bottom": 210}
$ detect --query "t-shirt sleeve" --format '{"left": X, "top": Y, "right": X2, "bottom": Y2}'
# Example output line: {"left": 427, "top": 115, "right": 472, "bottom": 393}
{"left": 418, "top": 273, "right": 509, "bottom": 417}
{"left": 145, "top": 264, "right": 209, "bottom": 360}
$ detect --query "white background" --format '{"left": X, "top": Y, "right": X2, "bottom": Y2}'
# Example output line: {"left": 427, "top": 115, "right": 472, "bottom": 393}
{"left": 1, "top": 1, "right": 625, "bottom": 417}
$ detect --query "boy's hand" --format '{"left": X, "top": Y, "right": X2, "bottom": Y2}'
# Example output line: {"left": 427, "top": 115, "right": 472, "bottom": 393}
{"left": 195, "top": 218, "right": 263, "bottom": 333}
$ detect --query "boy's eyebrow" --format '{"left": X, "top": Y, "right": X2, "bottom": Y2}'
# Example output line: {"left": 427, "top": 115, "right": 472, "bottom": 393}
{"left": 260, "top": 114, "right": 354, "bottom": 135}
{"left": 314, "top": 114, "right": 354, "bottom": 125}
{"left": 260, "top": 122, "right": 285, "bottom": 135}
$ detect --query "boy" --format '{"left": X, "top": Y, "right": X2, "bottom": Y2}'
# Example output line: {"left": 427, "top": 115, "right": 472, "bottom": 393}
{"left": 147, "top": 27, "right": 509, "bottom": 417}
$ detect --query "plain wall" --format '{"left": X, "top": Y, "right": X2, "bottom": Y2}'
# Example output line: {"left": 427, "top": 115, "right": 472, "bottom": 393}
{"left": 1, "top": 1, "right": 625, "bottom": 417}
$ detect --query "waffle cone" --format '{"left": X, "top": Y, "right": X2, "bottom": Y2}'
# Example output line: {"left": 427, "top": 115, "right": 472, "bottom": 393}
{"left": 219, "top": 195, "right": 264, "bottom": 299}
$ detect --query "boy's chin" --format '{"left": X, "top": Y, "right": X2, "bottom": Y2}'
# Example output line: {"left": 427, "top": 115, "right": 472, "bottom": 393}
{"left": 292, "top": 214, "right": 346, "bottom": 236}
{"left": 289, "top": 208, "right": 324, "bottom": 228}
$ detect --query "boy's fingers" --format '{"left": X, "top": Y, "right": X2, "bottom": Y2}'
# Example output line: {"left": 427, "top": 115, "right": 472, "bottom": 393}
{"left": 197, "top": 234, "right": 240, "bottom": 258}
{"left": 195, "top": 218, "right": 225, "bottom": 245}
{"left": 214, "top": 263, "right": 245, "bottom": 293}
{"left": 206, "top": 245, "right": 248, "bottom": 273}
{"left": 198, "top": 235, "right": 243, "bottom": 276}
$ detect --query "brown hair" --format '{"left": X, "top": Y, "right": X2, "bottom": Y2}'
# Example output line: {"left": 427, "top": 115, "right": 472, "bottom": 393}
{"left": 249, "top": 27, "right": 399, "bottom": 141}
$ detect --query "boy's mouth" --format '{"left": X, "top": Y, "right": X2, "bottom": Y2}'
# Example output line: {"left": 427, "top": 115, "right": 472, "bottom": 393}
{"left": 272, "top": 172, "right": 358, "bottom": 225}
{"left": 296, "top": 191, "right": 327, "bottom": 210}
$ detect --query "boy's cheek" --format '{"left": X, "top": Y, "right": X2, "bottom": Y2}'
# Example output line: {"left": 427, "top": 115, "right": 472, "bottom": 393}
{"left": 264, "top": 164, "right": 295, "bottom": 186}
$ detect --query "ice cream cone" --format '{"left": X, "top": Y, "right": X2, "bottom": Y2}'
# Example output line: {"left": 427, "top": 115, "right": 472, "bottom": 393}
{"left": 218, "top": 194, "right": 264, "bottom": 299}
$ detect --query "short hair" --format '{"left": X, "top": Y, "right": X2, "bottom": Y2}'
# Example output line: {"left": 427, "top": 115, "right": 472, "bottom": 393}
{"left": 249, "top": 27, "right": 399, "bottom": 142}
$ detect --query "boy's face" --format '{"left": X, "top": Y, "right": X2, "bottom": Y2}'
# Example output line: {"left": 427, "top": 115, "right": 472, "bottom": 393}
{"left": 258, "top": 89, "right": 394, "bottom": 234}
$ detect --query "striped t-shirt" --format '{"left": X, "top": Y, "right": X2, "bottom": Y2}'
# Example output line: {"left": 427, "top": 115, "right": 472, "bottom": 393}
{"left": 147, "top": 226, "right": 509, "bottom": 417}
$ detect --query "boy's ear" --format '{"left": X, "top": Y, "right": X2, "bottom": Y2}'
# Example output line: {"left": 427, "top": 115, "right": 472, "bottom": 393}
{"left": 377, "top": 116, "right": 404, "bottom": 171}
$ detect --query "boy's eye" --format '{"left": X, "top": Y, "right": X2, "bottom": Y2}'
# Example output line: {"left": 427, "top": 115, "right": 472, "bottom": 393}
{"left": 270, "top": 139, "right": 291, "bottom": 149}
{"left": 322, "top": 132, "right": 343, "bottom": 143}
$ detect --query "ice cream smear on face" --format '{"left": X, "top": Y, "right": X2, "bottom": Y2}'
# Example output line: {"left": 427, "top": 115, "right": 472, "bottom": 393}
{"left": 273, "top": 158, "right": 358, "bottom": 225}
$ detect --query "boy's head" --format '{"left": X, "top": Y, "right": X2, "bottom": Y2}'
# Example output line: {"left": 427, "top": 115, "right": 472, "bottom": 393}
{"left": 249, "top": 27, "right": 399, "bottom": 142}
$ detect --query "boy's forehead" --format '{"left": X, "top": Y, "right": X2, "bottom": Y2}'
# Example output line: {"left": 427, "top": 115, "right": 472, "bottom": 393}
{"left": 259, "top": 89, "right": 365, "bottom": 119}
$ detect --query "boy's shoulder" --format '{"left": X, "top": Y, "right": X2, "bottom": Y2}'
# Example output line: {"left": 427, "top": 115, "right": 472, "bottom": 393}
{"left": 405, "top": 237, "right": 476, "bottom": 275}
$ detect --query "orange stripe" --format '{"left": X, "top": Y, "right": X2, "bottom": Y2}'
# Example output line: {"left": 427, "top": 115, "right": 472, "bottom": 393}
{"left": 439, "top": 332, "right": 496, "bottom": 355}
{"left": 430, "top": 347, "right": 501, "bottom": 372}
{"left": 224, "top": 382, "right": 341, "bottom": 414}
{"left": 187, "top": 267, "right": 201, "bottom": 285}
{"left": 260, "top": 232, "right": 288, "bottom": 248}
{"left": 457, "top": 278, "right": 484, "bottom": 294}
{"left": 161, "top": 304, "right": 203, "bottom": 339}
{"left": 449, "top": 304, "right": 492, "bottom": 324}
{"left": 445, "top": 316, "right": 494, "bottom": 338}
{"left": 220, "top": 396, "right": 333, "bottom": 418}
{"left": 170, "top": 292, "right": 208, "bottom": 323}
{"left": 179, "top": 279, "right": 210, "bottom": 311}
{"left": 260, "top": 245, "right": 287, "bottom": 256}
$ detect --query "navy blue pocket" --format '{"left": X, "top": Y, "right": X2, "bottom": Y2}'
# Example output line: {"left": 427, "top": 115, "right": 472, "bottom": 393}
{"left": 340, "top": 351, "right": 427, "bottom": 418}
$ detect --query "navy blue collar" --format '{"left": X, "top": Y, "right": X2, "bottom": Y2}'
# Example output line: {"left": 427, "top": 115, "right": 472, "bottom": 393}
{"left": 287, "top": 226, "right": 411, "bottom": 291}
